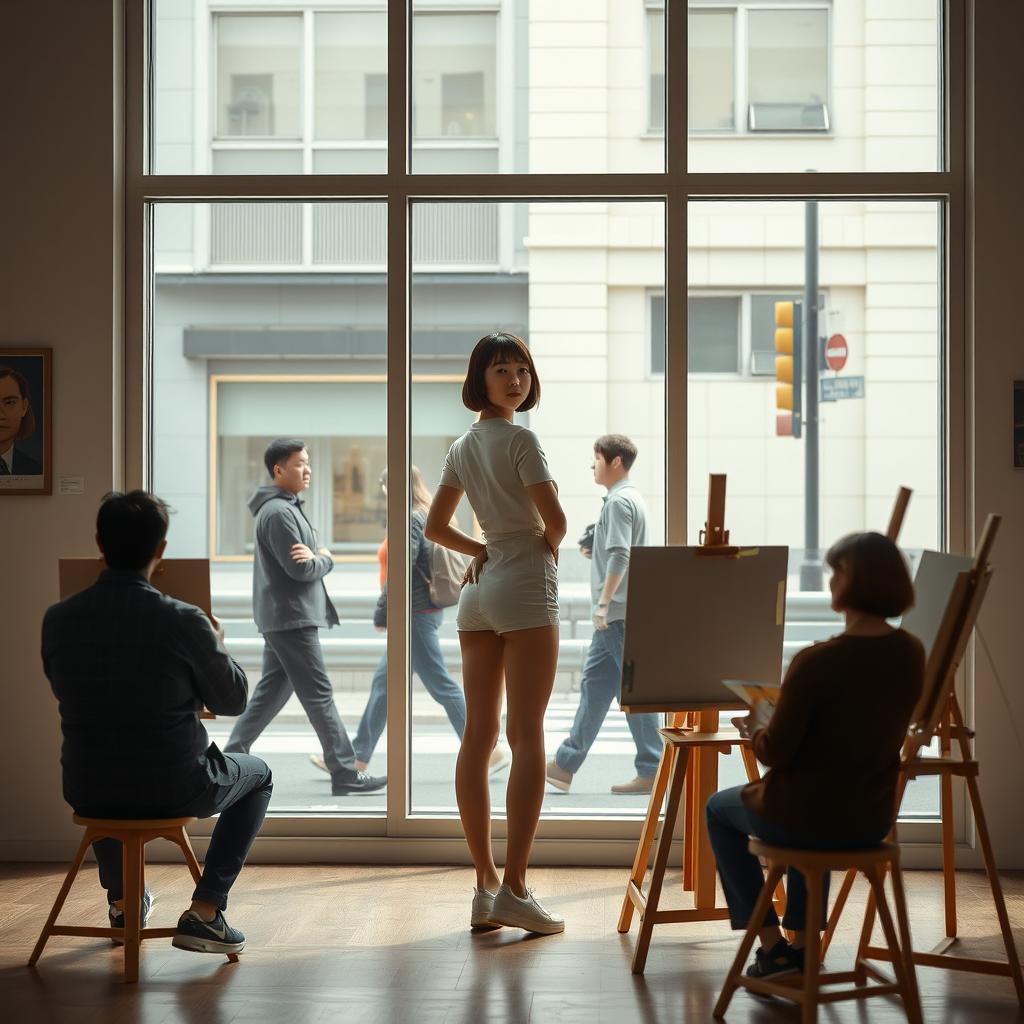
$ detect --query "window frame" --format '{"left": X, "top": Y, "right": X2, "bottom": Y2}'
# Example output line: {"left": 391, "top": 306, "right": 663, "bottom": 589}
{"left": 130, "top": 0, "right": 966, "bottom": 857}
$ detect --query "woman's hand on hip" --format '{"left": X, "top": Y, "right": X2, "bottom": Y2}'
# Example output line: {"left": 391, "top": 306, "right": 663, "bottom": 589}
{"left": 463, "top": 547, "right": 489, "bottom": 585}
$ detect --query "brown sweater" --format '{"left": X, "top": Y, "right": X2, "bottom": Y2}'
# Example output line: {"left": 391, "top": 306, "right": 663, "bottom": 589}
{"left": 742, "top": 629, "right": 925, "bottom": 839}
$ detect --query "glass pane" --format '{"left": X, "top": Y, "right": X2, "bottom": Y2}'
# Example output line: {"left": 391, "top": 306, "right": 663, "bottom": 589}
{"left": 315, "top": 13, "right": 387, "bottom": 142}
{"left": 688, "top": 199, "right": 942, "bottom": 820}
{"left": 151, "top": 201, "right": 388, "bottom": 814}
{"left": 412, "top": 2, "right": 664, "bottom": 173}
{"left": 688, "top": 296, "right": 740, "bottom": 373}
{"left": 688, "top": 3, "right": 941, "bottom": 172}
{"left": 150, "top": 1, "right": 386, "bottom": 175}
{"left": 413, "top": 13, "right": 497, "bottom": 142}
{"left": 409, "top": 200, "right": 666, "bottom": 815}
{"left": 215, "top": 16, "right": 302, "bottom": 139}
{"left": 688, "top": 10, "right": 735, "bottom": 132}
{"left": 748, "top": 10, "right": 828, "bottom": 131}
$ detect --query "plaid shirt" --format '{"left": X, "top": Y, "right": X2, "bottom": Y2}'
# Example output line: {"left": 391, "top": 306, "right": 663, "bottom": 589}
{"left": 41, "top": 570, "right": 248, "bottom": 816}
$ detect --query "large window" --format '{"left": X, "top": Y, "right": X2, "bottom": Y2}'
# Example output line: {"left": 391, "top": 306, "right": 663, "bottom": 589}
{"left": 141, "top": 1, "right": 955, "bottom": 846}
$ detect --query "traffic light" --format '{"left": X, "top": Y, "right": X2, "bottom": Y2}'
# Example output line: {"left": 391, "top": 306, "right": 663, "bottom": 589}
{"left": 774, "top": 300, "right": 801, "bottom": 438}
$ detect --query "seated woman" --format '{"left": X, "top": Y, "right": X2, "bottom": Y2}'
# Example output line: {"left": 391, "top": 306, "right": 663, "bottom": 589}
{"left": 706, "top": 531, "right": 925, "bottom": 979}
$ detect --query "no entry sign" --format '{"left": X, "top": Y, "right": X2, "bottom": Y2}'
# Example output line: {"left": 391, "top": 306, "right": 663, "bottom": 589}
{"left": 825, "top": 334, "right": 848, "bottom": 372}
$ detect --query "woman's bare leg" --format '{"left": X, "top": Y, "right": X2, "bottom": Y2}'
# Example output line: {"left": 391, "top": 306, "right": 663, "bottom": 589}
{"left": 501, "top": 624, "right": 559, "bottom": 897}
{"left": 456, "top": 629, "right": 505, "bottom": 891}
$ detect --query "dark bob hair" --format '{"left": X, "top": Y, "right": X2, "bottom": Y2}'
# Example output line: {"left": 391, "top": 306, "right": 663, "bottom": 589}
{"left": 0, "top": 366, "right": 36, "bottom": 440}
{"left": 825, "top": 531, "right": 915, "bottom": 619}
{"left": 97, "top": 490, "right": 171, "bottom": 572}
{"left": 461, "top": 332, "right": 540, "bottom": 413}
{"left": 264, "top": 438, "right": 307, "bottom": 478}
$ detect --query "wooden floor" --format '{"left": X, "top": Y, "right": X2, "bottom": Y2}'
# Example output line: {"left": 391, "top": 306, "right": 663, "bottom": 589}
{"left": 2, "top": 862, "right": 1022, "bottom": 1023}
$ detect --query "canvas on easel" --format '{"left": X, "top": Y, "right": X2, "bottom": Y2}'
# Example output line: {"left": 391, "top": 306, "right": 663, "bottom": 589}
{"left": 616, "top": 474, "right": 789, "bottom": 974}
{"left": 59, "top": 557, "right": 213, "bottom": 615}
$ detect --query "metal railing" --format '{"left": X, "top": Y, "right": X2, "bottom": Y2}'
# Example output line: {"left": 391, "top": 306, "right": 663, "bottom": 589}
{"left": 210, "top": 202, "right": 500, "bottom": 268}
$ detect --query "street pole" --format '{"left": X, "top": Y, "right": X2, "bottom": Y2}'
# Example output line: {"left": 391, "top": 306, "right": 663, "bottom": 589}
{"left": 801, "top": 200, "right": 823, "bottom": 591}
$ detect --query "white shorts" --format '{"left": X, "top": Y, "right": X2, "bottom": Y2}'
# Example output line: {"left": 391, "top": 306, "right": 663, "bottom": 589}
{"left": 457, "top": 532, "right": 560, "bottom": 635}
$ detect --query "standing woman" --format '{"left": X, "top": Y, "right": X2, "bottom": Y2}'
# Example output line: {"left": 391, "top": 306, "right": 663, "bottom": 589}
{"left": 425, "top": 332, "right": 567, "bottom": 935}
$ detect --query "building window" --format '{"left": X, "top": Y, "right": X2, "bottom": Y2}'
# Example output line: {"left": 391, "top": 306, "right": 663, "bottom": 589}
{"left": 647, "top": 7, "right": 666, "bottom": 132}
{"left": 647, "top": 2, "right": 831, "bottom": 135}
{"left": 216, "top": 15, "right": 302, "bottom": 139}
{"left": 747, "top": 9, "right": 829, "bottom": 131}
{"left": 413, "top": 13, "right": 498, "bottom": 139}
{"left": 651, "top": 291, "right": 825, "bottom": 377}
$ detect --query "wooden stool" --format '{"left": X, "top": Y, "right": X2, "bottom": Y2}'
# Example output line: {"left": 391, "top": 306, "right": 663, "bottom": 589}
{"left": 714, "top": 840, "right": 922, "bottom": 1024}
{"left": 28, "top": 815, "right": 239, "bottom": 983}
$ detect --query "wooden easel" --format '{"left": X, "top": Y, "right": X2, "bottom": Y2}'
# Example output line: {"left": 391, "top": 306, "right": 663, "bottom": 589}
{"left": 617, "top": 474, "right": 766, "bottom": 974}
{"left": 821, "top": 513, "right": 1023, "bottom": 1004}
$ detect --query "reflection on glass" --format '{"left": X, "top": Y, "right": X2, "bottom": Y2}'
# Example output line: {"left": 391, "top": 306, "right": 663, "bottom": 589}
{"left": 687, "top": 199, "right": 942, "bottom": 818}
{"left": 688, "top": 10, "right": 735, "bottom": 131}
{"left": 410, "top": 200, "right": 666, "bottom": 815}
{"left": 215, "top": 15, "right": 302, "bottom": 139}
{"left": 151, "top": 202, "right": 389, "bottom": 813}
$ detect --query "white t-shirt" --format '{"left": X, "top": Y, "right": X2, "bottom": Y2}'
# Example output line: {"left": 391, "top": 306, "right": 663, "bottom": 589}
{"left": 440, "top": 418, "right": 554, "bottom": 541}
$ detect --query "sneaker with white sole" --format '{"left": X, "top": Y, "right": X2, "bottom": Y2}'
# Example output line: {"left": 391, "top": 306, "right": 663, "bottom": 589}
{"left": 487, "top": 885, "right": 565, "bottom": 935}
{"left": 171, "top": 909, "right": 245, "bottom": 955}
{"left": 545, "top": 760, "right": 572, "bottom": 793}
{"left": 471, "top": 888, "right": 500, "bottom": 930}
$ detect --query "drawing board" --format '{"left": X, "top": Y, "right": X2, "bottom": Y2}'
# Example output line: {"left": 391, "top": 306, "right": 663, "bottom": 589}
{"left": 59, "top": 558, "right": 212, "bottom": 616}
{"left": 620, "top": 546, "right": 788, "bottom": 710}
{"left": 901, "top": 550, "right": 972, "bottom": 658}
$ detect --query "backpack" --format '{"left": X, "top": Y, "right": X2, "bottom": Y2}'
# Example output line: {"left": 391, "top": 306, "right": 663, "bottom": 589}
{"left": 417, "top": 533, "right": 472, "bottom": 608}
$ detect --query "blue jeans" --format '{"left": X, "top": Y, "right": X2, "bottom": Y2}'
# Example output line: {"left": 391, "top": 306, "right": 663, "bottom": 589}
{"left": 555, "top": 619, "right": 663, "bottom": 779}
{"left": 354, "top": 610, "right": 466, "bottom": 764}
{"left": 706, "top": 785, "right": 887, "bottom": 932}
{"left": 92, "top": 753, "right": 273, "bottom": 912}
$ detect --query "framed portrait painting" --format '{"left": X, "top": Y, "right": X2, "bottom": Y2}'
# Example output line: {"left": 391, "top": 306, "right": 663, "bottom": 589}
{"left": 0, "top": 348, "right": 52, "bottom": 495}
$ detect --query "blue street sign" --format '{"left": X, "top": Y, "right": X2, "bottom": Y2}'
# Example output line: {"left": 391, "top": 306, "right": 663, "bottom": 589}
{"left": 820, "top": 375, "right": 865, "bottom": 402}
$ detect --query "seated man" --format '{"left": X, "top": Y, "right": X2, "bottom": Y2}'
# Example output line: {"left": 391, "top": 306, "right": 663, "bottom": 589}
{"left": 41, "top": 491, "right": 272, "bottom": 955}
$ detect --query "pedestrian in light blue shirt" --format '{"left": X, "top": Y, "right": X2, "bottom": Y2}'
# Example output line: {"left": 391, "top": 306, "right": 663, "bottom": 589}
{"left": 546, "top": 435, "right": 663, "bottom": 795}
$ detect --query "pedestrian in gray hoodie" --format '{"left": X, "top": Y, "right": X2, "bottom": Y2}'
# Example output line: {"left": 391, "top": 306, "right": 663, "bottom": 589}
{"left": 224, "top": 439, "right": 387, "bottom": 796}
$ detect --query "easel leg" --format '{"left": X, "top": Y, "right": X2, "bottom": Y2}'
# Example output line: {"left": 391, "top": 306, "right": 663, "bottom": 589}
{"left": 939, "top": 708, "right": 957, "bottom": 939}
{"left": 618, "top": 737, "right": 677, "bottom": 934}
{"left": 693, "top": 747, "right": 720, "bottom": 910}
{"left": 682, "top": 745, "right": 697, "bottom": 893}
{"left": 632, "top": 747, "right": 690, "bottom": 975}
{"left": 966, "top": 772, "right": 1024, "bottom": 1004}
{"left": 854, "top": 876, "right": 878, "bottom": 987}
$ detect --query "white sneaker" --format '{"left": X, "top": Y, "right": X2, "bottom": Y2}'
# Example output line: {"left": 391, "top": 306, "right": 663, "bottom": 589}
{"left": 471, "top": 888, "right": 500, "bottom": 930}
{"left": 487, "top": 885, "right": 565, "bottom": 935}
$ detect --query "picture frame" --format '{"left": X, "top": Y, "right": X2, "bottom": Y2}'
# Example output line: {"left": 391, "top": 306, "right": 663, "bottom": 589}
{"left": 1015, "top": 380, "right": 1024, "bottom": 469}
{"left": 0, "top": 347, "right": 52, "bottom": 495}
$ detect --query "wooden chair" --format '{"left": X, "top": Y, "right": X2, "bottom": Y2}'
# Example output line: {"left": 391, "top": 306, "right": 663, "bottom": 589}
{"left": 28, "top": 815, "right": 239, "bottom": 983}
{"left": 714, "top": 839, "right": 922, "bottom": 1024}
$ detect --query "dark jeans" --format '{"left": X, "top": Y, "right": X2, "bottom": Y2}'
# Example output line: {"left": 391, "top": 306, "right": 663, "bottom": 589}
{"left": 555, "top": 619, "right": 663, "bottom": 778}
{"left": 706, "top": 785, "right": 886, "bottom": 932}
{"left": 91, "top": 753, "right": 273, "bottom": 912}
{"left": 225, "top": 626, "right": 359, "bottom": 785}
{"left": 354, "top": 610, "right": 466, "bottom": 764}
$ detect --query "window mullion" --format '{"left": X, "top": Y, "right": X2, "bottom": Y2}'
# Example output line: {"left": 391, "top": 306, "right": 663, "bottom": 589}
{"left": 384, "top": 0, "right": 411, "bottom": 835}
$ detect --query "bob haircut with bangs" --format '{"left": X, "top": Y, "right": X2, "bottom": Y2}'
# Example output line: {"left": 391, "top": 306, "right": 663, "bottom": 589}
{"left": 825, "top": 531, "right": 915, "bottom": 620}
{"left": 461, "top": 332, "right": 540, "bottom": 413}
